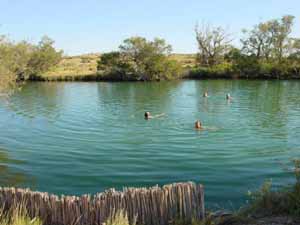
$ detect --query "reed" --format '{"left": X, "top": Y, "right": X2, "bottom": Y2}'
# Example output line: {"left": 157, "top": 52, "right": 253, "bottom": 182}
{"left": 0, "top": 202, "right": 42, "bottom": 225}
{"left": 105, "top": 209, "right": 135, "bottom": 225}
{"left": 0, "top": 182, "right": 205, "bottom": 225}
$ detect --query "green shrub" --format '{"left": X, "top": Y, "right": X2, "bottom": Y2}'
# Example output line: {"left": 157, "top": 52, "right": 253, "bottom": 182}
{"left": 0, "top": 35, "right": 62, "bottom": 93}
{"left": 245, "top": 159, "right": 300, "bottom": 217}
{"left": 188, "top": 63, "right": 233, "bottom": 79}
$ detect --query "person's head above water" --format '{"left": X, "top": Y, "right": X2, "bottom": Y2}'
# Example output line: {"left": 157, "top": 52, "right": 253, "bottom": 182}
{"left": 203, "top": 92, "right": 208, "bottom": 97}
{"left": 144, "top": 112, "right": 151, "bottom": 119}
{"left": 195, "top": 120, "right": 202, "bottom": 129}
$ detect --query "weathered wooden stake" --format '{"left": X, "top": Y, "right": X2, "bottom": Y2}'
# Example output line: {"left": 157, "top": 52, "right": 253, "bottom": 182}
{"left": 0, "top": 182, "right": 204, "bottom": 225}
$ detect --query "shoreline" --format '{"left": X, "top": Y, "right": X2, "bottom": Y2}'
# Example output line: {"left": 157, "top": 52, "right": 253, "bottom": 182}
{"left": 29, "top": 74, "right": 300, "bottom": 82}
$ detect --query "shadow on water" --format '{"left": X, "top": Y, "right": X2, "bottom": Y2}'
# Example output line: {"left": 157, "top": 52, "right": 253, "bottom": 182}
{"left": 0, "top": 149, "right": 34, "bottom": 187}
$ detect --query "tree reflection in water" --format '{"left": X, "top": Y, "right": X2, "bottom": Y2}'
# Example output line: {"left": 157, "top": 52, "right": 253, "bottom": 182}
{"left": 0, "top": 150, "right": 34, "bottom": 187}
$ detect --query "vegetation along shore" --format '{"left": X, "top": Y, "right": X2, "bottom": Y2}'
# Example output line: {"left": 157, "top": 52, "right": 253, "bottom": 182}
{"left": 1, "top": 15, "right": 300, "bottom": 86}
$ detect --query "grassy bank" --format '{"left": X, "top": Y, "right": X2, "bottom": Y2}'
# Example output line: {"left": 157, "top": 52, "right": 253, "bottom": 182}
{"left": 42, "top": 53, "right": 99, "bottom": 78}
{"left": 195, "top": 160, "right": 300, "bottom": 225}
{"left": 34, "top": 53, "right": 195, "bottom": 81}
{"left": 188, "top": 63, "right": 300, "bottom": 80}
{"left": 34, "top": 53, "right": 300, "bottom": 82}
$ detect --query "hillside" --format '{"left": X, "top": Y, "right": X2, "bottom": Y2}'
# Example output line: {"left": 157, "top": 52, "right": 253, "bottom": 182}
{"left": 42, "top": 53, "right": 196, "bottom": 79}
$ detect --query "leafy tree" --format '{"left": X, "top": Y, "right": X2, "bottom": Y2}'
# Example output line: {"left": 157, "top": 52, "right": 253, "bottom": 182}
{"left": 241, "top": 15, "right": 295, "bottom": 62}
{"left": 195, "top": 23, "right": 232, "bottom": 66}
{"left": 0, "top": 35, "right": 20, "bottom": 94}
{"left": 0, "top": 65, "right": 16, "bottom": 95}
{"left": 0, "top": 34, "right": 62, "bottom": 94}
{"left": 193, "top": 15, "right": 300, "bottom": 79}
{"left": 98, "top": 51, "right": 136, "bottom": 80}
{"left": 241, "top": 23, "right": 273, "bottom": 60}
{"left": 223, "top": 48, "right": 260, "bottom": 78}
{"left": 287, "top": 38, "right": 300, "bottom": 60}
{"left": 27, "top": 36, "right": 63, "bottom": 77}
{"left": 269, "top": 15, "right": 295, "bottom": 61}
{"left": 97, "top": 36, "right": 182, "bottom": 81}
{"left": 97, "top": 52, "right": 121, "bottom": 71}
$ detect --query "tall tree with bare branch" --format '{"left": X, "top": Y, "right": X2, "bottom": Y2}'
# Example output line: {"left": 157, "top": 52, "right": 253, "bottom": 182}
{"left": 195, "top": 23, "right": 232, "bottom": 66}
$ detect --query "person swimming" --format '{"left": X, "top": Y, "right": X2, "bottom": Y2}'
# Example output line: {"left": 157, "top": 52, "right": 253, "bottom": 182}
{"left": 203, "top": 92, "right": 208, "bottom": 97}
{"left": 226, "top": 93, "right": 233, "bottom": 100}
{"left": 144, "top": 112, "right": 153, "bottom": 120}
{"left": 195, "top": 120, "right": 203, "bottom": 129}
{"left": 144, "top": 112, "right": 165, "bottom": 120}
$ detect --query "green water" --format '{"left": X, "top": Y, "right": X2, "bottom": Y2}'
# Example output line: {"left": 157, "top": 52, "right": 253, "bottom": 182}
{"left": 0, "top": 80, "right": 300, "bottom": 207}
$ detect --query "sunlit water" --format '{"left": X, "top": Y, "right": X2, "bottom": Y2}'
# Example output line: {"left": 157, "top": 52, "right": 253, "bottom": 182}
{"left": 0, "top": 80, "right": 300, "bottom": 208}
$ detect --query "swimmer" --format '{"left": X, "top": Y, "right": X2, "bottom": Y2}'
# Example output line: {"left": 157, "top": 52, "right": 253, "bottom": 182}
{"left": 195, "top": 120, "right": 203, "bottom": 129}
{"left": 144, "top": 112, "right": 165, "bottom": 120}
{"left": 226, "top": 93, "right": 233, "bottom": 100}
{"left": 144, "top": 112, "right": 153, "bottom": 120}
{"left": 203, "top": 92, "right": 208, "bottom": 97}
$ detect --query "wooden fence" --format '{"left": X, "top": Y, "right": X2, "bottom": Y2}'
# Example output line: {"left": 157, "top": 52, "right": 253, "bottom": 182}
{"left": 0, "top": 182, "right": 205, "bottom": 225}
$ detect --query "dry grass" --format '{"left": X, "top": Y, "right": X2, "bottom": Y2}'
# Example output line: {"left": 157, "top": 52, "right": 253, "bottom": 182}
{"left": 169, "top": 54, "right": 196, "bottom": 68}
{"left": 0, "top": 203, "right": 42, "bottom": 225}
{"left": 42, "top": 53, "right": 100, "bottom": 78}
{"left": 105, "top": 210, "right": 136, "bottom": 225}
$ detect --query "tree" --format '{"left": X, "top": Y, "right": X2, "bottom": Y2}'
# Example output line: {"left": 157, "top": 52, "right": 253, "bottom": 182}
{"left": 98, "top": 51, "right": 136, "bottom": 80}
{"left": 119, "top": 37, "right": 173, "bottom": 78}
{"left": 0, "top": 34, "right": 62, "bottom": 95}
{"left": 288, "top": 38, "right": 300, "bottom": 60}
{"left": 195, "top": 23, "right": 232, "bottom": 66}
{"left": 97, "top": 51, "right": 121, "bottom": 71}
{"left": 27, "top": 36, "right": 63, "bottom": 77}
{"left": 0, "top": 65, "right": 16, "bottom": 96}
{"left": 0, "top": 35, "right": 19, "bottom": 94}
{"left": 241, "top": 23, "right": 273, "bottom": 60}
{"left": 269, "top": 15, "right": 295, "bottom": 61}
{"left": 241, "top": 15, "right": 295, "bottom": 62}
{"left": 97, "top": 36, "right": 181, "bottom": 81}
{"left": 225, "top": 48, "right": 260, "bottom": 77}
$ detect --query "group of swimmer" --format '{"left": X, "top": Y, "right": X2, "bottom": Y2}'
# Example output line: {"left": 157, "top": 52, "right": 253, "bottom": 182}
{"left": 145, "top": 92, "right": 233, "bottom": 130}
{"left": 202, "top": 91, "right": 233, "bottom": 100}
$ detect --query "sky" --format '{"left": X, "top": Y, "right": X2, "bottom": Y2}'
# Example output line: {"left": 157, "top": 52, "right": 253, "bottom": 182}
{"left": 1, "top": 0, "right": 300, "bottom": 55}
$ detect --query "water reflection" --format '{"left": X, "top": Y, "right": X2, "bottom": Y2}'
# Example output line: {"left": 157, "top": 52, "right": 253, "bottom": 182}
{"left": 96, "top": 81, "right": 183, "bottom": 119}
{"left": 5, "top": 82, "right": 65, "bottom": 120}
{"left": 0, "top": 149, "right": 33, "bottom": 187}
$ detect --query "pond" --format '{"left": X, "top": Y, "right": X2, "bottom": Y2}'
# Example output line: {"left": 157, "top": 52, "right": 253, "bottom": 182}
{"left": 0, "top": 80, "right": 300, "bottom": 208}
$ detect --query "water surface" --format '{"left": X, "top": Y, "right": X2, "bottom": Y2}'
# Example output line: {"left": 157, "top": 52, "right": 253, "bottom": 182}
{"left": 0, "top": 80, "right": 300, "bottom": 208}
